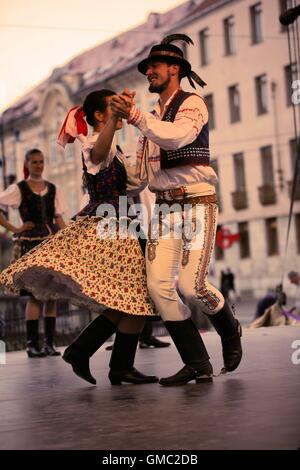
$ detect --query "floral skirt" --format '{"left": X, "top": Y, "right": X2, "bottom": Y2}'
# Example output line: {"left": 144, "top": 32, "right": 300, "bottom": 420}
{"left": 0, "top": 217, "right": 155, "bottom": 316}
{"left": 12, "top": 237, "right": 52, "bottom": 296}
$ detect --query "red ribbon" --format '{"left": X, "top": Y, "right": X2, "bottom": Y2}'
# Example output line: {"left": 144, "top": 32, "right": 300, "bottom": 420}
{"left": 74, "top": 107, "right": 88, "bottom": 136}
{"left": 57, "top": 106, "right": 88, "bottom": 148}
{"left": 23, "top": 163, "right": 29, "bottom": 179}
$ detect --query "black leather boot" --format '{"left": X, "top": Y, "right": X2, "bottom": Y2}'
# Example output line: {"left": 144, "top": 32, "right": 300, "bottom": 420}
{"left": 159, "top": 318, "right": 213, "bottom": 386}
{"left": 207, "top": 301, "right": 242, "bottom": 373}
{"left": 63, "top": 315, "right": 117, "bottom": 385}
{"left": 139, "top": 321, "right": 171, "bottom": 348}
{"left": 26, "top": 320, "right": 46, "bottom": 358}
{"left": 140, "top": 336, "right": 171, "bottom": 348}
{"left": 41, "top": 317, "right": 61, "bottom": 356}
{"left": 108, "top": 331, "right": 159, "bottom": 385}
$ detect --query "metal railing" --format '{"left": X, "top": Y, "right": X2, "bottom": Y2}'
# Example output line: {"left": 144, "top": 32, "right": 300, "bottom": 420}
{"left": 0, "top": 296, "right": 94, "bottom": 351}
{"left": 0, "top": 296, "right": 173, "bottom": 351}
{"left": 0, "top": 295, "right": 212, "bottom": 351}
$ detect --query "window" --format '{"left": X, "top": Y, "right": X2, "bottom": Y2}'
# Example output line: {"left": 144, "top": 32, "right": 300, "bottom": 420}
{"left": 238, "top": 222, "right": 251, "bottom": 258}
{"left": 215, "top": 224, "right": 224, "bottom": 260}
{"left": 149, "top": 12, "right": 160, "bottom": 28}
{"left": 68, "top": 189, "right": 78, "bottom": 217}
{"left": 255, "top": 74, "right": 268, "bottom": 114}
{"left": 233, "top": 153, "right": 246, "bottom": 190}
{"left": 279, "top": 0, "right": 293, "bottom": 13}
{"left": 112, "top": 38, "right": 119, "bottom": 49}
{"left": 265, "top": 218, "right": 279, "bottom": 256}
{"left": 66, "top": 145, "right": 74, "bottom": 162}
{"left": 204, "top": 94, "right": 215, "bottom": 130}
{"left": 258, "top": 147, "right": 276, "bottom": 205}
{"left": 211, "top": 159, "right": 222, "bottom": 211}
{"left": 250, "top": 3, "right": 263, "bottom": 44}
{"left": 50, "top": 135, "right": 57, "bottom": 163}
{"left": 285, "top": 63, "right": 298, "bottom": 106}
{"left": 6, "top": 151, "right": 16, "bottom": 176}
{"left": 199, "top": 28, "right": 209, "bottom": 66}
{"left": 228, "top": 84, "right": 241, "bottom": 123}
{"left": 224, "top": 16, "right": 235, "bottom": 55}
{"left": 260, "top": 146, "right": 274, "bottom": 185}
{"left": 295, "top": 213, "right": 300, "bottom": 253}
{"left": 279, "top": 0, "right": 293, "bottom": 32}
{"left": 3, "top": 152, "right": 16, "bottom": 187}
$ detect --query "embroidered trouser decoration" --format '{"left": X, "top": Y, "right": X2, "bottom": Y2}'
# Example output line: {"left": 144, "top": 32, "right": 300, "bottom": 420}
{"left": 193, "top": 203, "right": 224, "bottom": 314}
{"left": 146, "top": 201, "right": 224, "bottom": 321}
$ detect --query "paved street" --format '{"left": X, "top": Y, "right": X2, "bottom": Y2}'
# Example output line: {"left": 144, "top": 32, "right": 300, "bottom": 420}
{"left": 0, "top": 322, "right": 299, "bottom": 450}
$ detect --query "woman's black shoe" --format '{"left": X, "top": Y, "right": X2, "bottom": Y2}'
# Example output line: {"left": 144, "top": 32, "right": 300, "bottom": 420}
{"left": 108, "top": 367, "right": 159, "bottom": 385}
{"left": 26, "top": 320, "right": 45, "bottom": 357}
{"left": 62, "top": 314, "right": 117, "bottom": 385}
{"left": 43, "top": 317, "right": 60, "bottom": 356}
{"left": 41, "top": 342, "right": 61, "bottom": 356}
{"left": 159, "top": 363, "right": 213, "bottom": 386}
{"left": 63, "top": 347, "right": 96, "bottom": 385}
{"left": 139, "top": 336, "right": 171, "bottom": 348}
{"left": 26, "top": 341, "right": 46, "bottom": 358}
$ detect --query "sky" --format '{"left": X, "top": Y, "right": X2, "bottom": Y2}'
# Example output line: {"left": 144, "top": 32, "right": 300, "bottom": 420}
{"left": 0, "top": 0, "right": 186, "bottom": 112}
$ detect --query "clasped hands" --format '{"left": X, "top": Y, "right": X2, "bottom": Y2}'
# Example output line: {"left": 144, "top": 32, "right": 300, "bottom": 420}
{"left": 111, "top": 88, "right": 136, "bottom": 120}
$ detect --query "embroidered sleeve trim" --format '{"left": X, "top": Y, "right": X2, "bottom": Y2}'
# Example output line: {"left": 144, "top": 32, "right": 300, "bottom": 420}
{"left": 127, "top": 105, "right": 143, "bottom": 127}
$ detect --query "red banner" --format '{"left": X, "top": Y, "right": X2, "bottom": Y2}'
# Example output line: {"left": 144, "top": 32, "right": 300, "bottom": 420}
{"left": 216, "top": 228, "right": 240, "bottom": 249}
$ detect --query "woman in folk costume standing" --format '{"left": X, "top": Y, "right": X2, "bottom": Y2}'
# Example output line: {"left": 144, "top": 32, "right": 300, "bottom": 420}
{"left": 0, "top": 149, "right": 66, "bottom": 357}
{"left": 0, "top": 89, "right": 158, "bottom": 386}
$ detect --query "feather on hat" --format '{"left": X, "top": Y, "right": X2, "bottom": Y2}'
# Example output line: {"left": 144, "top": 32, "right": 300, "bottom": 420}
{"left": 137, "top": 34, "right": 206, "bottom": 88}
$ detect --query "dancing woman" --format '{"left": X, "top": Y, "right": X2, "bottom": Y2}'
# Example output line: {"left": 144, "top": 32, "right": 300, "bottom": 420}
{"left": 0, "top": 90, "right": 158, "bottom": 385}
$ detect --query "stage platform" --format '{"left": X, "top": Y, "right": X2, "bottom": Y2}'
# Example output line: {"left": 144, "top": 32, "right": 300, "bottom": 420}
{"left": 0, "top": 325, "right": 299, "bottom": 450}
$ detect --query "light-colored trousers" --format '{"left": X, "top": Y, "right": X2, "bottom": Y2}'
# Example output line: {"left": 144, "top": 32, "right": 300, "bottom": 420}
{"left": 146, "top": 202, "right": 224, "bottom": 321}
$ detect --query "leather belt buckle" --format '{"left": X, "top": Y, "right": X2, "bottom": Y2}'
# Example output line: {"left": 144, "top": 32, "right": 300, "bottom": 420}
{"left": 156, "top": 186, "right": 186, "bottom": 201}
{"left": 170, "top": 187, "right": 186, "bottom": 200}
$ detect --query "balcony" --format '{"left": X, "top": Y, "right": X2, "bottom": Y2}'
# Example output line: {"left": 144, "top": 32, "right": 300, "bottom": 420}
{"left": 288, "top": 179, "right": 300, "bottom": 200}
{"left": 231, "top": 190, "right": 248, "bottom": 210}
{"left": 258, "top": 184, "right": 277, "bottom": 205}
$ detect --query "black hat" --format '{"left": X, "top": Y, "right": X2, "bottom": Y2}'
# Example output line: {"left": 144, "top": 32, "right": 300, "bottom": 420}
{"left": 137, "top": 34, "right": 206, "bottom": 88}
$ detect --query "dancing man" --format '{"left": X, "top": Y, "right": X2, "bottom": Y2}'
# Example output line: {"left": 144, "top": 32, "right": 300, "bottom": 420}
{"left": 111, "top": 34, "right": 242, "bottom": 385}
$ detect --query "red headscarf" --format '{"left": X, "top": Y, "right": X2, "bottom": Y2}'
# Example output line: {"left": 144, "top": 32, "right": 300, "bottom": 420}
{"left": 57, "top": 106, "right": 88, "bottom": 148}
{"left": 23, "top": 163, "right": 29, "bottom": 179}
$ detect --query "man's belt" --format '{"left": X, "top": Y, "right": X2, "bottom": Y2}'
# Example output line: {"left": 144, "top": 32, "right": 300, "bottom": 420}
{"left": 155, "top": 186, "right": 187, "bottom": 201}
{"left": 156, "top": 194, "right": 217, "bottom": 207}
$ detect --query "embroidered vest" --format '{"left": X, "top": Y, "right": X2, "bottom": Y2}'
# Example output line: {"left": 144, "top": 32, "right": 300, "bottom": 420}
{"left": 77, "top": 155, "right": 127, "bottom": 218}
{"left": 160, "top": 89, "right": 210, "bottom": 169}
{"left": 18, "top": 180, "right": 56, "bottom": 223}
{"left": 17, "top": 180, "right": 58, "bottom": 238}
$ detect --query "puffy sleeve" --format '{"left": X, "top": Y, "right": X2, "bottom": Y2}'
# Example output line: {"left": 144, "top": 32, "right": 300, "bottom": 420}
{"left": 79, "top": 192, "right": 89, "bottom": 211}
{"left": 54, "top": 186, "right": 67, "bottom": 216}
{"left": 0, "top": 184, "right": 21, "bottom": 212}
{"left": 82, "top": 134, "right": 116, "bottom": 175}
{"left": 127, "top": 94, "right": 208, "bottom": 151}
